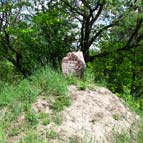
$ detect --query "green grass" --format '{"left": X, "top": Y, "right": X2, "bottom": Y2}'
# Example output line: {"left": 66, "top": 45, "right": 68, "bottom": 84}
{"left": 0, "top": 67, "right": 96, "bottom": 143}
{"left": 46, "top": 130, "right": 57, "bottom": 139}
{"left": 114, "top": 132, "right": 131, "bottom": 143}
{"left": 39, "top": 112, "right": 51, "bottom": 126}
{"left": 19, "top": 130, "right": 47, "bottom": 143}
{"left": 137, "top": 121, "right": 143, "bottom": 143}
{"left": 53, "top": 114, "right": 63, "bottom": 125}
{"left": 1, "top": 66, "right": 143, "bottom": 143}
{"left": 25, "top": 109, "right": 38, "bottom": 126}
{"left": 114, "top": 86, "right": 143, "bottom": 143}
{"left": 0, "top": 66, "right": 69, "bottom": 109}
{"left": 0, "top": 66, "right": 70, "bottom": 143}
{"left": 112, "top": 113, "right": 120, "bottom": 121}
{"left": 0, "top": 126, "right": 7, "bottom": 143}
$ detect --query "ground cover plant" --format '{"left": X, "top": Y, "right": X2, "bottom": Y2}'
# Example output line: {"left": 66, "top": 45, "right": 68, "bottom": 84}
{"left": 0, "top": 66, "right": 70, "bottom": 143}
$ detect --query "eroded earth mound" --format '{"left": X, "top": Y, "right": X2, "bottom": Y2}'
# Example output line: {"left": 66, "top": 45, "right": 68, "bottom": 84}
{"left": 34, "top": 85, "right": 140, "bottom": 143}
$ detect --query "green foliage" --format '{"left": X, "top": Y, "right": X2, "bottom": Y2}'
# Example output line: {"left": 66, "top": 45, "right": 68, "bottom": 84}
{"left": 112, "top": 86, "right": 143, "bottom": 142}
{"left": 65, "top": 75, "right": 79, "bottom": 85}
{"left": 0, "top": 0, "right": 143, "bottom": 142}
{"left": 139, "top": 99, "right": 143, "bottom": 110}
{"left": 31, "top": 67, "right": 68, "bottom": 97}
{"left": 0, "top": 61, "right": 19, "bottom": 83}
{"left": 69, "top": 137, "right": 80, "bottom": 143}
{"left": 51, "top": 96, "right": 71, "bottom": 112}
{"left": 42, "top": 118, "right": 51, "bottom": 126}
{"left": 114, "top": 132, "right": 131, "bottom": 143}
{"left": 112, "top": 113, "right": 120, "bottom": 120}
{"left": 0, "top": 66, "right": 69, "bottom": 109}
{"left": 0, "top": 66, "right": 70, "bottom": 142}
{"left": 77, "top": 82, "right": 87, "bottom": 90}
{"left": 92, "top": 53, "right": 132, "bottom": 93}
{"left": 53, "top": 114, "right": 63, "bottom": 125}
{"left": 8, "top": 127, "right": 20, "bottom": 137}
{"left": 0, "top": 0, "right": 142, "bottom": 100}
{"left": 19, "top": 130, "right": 47, "bottom": 143}
{"left": 83, "top": 67, "right": 95, "bottom": 83}
{"left": 46, "top": 130, "right": 57, "bottom": 139}
{"left": 0, "top": 127, "right": 7, "bottom": 143}
{"left": 0, "top": 0, "right": 75, "bottom": 78}
{"left": 0, "top": 78, "right": 40, "bottom": 107}
{"left": 39, "top": 113, "right": 51, "bottom": 126}
{"left": 25, "top": 110, "right": 38, "bottom": 126}
{"left": 137, "top": 122, "right": 143, "bottom": 143}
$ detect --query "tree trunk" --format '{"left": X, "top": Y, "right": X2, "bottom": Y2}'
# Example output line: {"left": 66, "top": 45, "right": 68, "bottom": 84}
{"left": 80, "top": 15, "right": 91, "bottom": 62}
{"left": 7, "top": 53, "right": 30, "bottom": 78}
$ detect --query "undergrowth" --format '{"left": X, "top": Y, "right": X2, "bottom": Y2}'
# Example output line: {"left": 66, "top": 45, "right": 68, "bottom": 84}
{"left": 115, "top": 86, "right": 143, "bottom": 143}
{"left": 0, "top": 66, "right": 70, "bottom": 142}
{"left": 0, "top": 67, "right": 143, "bottom": 143}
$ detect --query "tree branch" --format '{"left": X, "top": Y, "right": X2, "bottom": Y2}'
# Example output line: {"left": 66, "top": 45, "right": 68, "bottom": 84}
{"left": 89, "top": 23, "right": 117, "bottom": 47}
{"left": 88, "top": 18, "right": 143, "bottom": 62}
{"left": 80, "top": 0, "right": 91, "bottom": 10}
{"left": 90, "top": 1, "right": 105, "bottom": 25}
{"left": 61, "top": 0, "right": 84, "bottom": 16}
{"left": 88, "top": 42, "right": 141, "bottom": 62}
{"left": 121, "top": 18, "right": 142, "bottom": 50}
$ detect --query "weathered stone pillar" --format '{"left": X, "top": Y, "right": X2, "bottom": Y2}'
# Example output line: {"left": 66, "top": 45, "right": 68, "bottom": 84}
{"left": 61, "top": 51, "right": 86, "bottom": 78}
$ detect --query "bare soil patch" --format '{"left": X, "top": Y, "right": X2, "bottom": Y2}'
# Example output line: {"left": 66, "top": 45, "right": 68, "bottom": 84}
{"left": 34, "top": 85, "right": 140, "bottom": 143}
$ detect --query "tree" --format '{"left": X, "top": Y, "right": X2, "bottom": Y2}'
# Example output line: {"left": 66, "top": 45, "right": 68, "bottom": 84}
{"left": 60, "top": 0, "right": 143, "bottom": 97}
{"left": 0, "top": 0, "right": 143, "bottom": 98}
{"left": 0, "top": 0, "right": 32, "bottom": 77}
{"left": 0, "top": 0, "right": 75, "bottom": 77}
{"left": 31, "top": 1, "right": 75, "bottom": 67}
{"left": 61, "top": 0, "right": 143, "bottom": 62}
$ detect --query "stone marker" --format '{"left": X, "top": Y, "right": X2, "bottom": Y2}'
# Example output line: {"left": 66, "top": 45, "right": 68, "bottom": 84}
{"left": 61, "top": 51, "right": 86, "bottom": 78}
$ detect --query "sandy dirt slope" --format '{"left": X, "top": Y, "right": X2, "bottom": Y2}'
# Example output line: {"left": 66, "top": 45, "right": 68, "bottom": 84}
{"left": 34, "top": 85, "right": 140, "bottom": 143}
